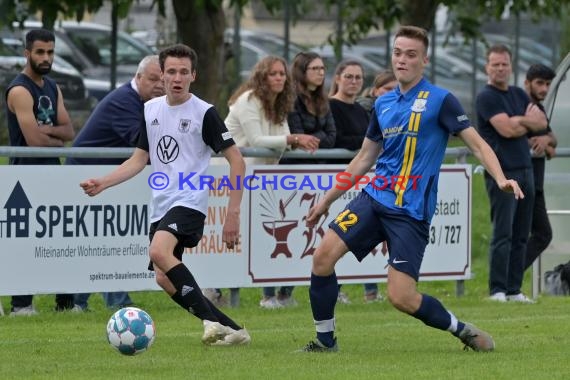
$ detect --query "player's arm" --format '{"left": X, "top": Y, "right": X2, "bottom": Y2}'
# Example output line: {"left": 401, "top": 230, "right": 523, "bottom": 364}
{"left": 7, "top": 86, "right": 64, "bottom": 147}
{"left": 80, "top": 148, "right": 149, "bottom": 196}
{"left": 221, "top": 144, "right": 245, "bottom": 249}
{"left": 458, "top": 126, "right": 523, "bottom": 199}
{"left": 45, "top": 86, "right": 74, "bottom": 142}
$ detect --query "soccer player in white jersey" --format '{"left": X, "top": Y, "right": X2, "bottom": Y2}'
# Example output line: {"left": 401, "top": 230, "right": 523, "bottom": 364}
{"left": 80, "top": 44, "right": 249, "bottom": 346}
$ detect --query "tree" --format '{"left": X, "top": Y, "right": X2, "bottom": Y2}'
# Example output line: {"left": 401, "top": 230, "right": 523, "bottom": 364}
{"left": 172, "top": 0, "right": 226, "bottom": 107}
{"left": 2, "top": 0, "right": 569, "bottom": 104}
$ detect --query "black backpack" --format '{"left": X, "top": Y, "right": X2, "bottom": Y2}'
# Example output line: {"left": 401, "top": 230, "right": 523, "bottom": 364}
{"left": 544, "top": 261, "right": 570, "bottom": 295}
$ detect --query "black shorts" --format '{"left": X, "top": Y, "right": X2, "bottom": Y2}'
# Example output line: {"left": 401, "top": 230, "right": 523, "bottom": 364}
{"left": 147, "top": 206, "right": 205, "bottom": 271}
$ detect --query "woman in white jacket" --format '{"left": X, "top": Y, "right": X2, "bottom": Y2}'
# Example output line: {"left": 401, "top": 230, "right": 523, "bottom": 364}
{"left": 225, "top": 55, "right": 319, "bottom": 164}
{"left": 225, "top": 56, "right": 319, "bottom": 308}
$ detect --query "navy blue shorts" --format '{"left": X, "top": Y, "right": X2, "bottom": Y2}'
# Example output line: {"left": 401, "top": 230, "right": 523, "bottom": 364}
{"left": 147, "top": 206, "right": 205, "bottom": 271}
{"left": 329, "top": 191, "right": 429, "bottom": 281}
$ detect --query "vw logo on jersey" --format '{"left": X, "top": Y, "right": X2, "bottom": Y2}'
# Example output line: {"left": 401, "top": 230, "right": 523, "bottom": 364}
{"left": 156, "top": 135, "right": 179, "bottom": 164}
{"left": 411, "top": 99, "right": 427, "bottom": 113}
{"left": 178, "top": 119, "right": 191, "bottom": 133}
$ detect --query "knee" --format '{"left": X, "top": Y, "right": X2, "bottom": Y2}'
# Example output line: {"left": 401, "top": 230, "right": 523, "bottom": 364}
{"left": 386, "top": 287, "right": 415, "bottom": 314}
{"left": 155, "top": 270, "right": 168, "bottom": 289}
{"left": 312, "top": 247, "right": 335, "bottom": 276}
{"left": 148, "top": 245, "right": 165, "bottom": 267}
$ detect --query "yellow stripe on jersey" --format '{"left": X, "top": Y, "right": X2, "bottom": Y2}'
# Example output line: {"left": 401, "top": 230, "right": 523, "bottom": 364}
{"left": 394, "top": 91, "right": 429, "bottom": 206}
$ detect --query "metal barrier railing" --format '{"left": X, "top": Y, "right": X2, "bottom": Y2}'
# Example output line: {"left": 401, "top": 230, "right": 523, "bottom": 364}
{"left": 0, "top": 146, "right": 473, "bottom": 160}
{"left": 1, "top": 145, "right": 568, "bottom": 301}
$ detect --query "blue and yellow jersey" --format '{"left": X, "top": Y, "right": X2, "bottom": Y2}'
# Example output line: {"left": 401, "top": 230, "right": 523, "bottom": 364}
{"left": 365, "top": 78, "right": 470, "bottom": 222}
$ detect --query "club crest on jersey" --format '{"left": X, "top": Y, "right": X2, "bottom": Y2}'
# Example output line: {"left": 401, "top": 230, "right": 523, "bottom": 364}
{"left": 411, "top": 99, "right": 427, "bottom": 113}
{"left": 178, "top": 119, "right": 191, "bottom": 133}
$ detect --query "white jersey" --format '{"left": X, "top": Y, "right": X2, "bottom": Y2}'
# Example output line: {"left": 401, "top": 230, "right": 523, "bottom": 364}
{"left": 138, "top": 94, "right": 234, "bottom": 222}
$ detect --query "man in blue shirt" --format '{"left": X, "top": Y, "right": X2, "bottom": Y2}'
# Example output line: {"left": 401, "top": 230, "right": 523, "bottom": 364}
{"left": 299, "top": 26, "right": 523, "bottom": 353}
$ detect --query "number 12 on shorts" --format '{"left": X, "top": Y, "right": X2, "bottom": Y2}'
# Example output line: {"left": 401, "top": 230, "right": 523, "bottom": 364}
{"left": 334, "top": 209, "right": 358, "bottom": 232}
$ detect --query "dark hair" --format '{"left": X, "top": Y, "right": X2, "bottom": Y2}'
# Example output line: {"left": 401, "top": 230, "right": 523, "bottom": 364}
{"left": 361, "top": 69, "right": 397, "bottom": 97}
{"left": 159, "top": 44, "right": 197, "bottom": 72}
{"left": 328, "top": 59, "right": 364, "bottom": 97}
{"left": 526, "top": 63, "right": 556, "bottom": 81}
{"left": 486, "top": 44, "right": 512, "bottom": 62}
{"left": 291, "top": 51, "right": 329, "bottom": 117}
{"left": 394, "top": 25, "right": 429, "bottom": 54}
{"left": 25, "top": 29, "right": 55, "bottom": 50}
{"left": 228, "top": 55, "right": 294, "bottom": 125}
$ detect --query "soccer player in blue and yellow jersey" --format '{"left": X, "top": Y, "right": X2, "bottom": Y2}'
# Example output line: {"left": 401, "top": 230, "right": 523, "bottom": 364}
{"left": 299, "top": 25, "right": 523, "bottom": 353}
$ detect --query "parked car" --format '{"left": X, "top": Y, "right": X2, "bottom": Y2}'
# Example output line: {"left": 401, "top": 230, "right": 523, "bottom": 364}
{"left": 0, "top": 38, "right": 96, "bottom": 144}
{"left": 310, "top": 44, "right": 386, "bottom": 90}
{"left": 224, "top": 28, "right": 305, "bottom": 82}
{"left": 9, "top": 20, "right": 154, "bottom": 100}
{"left": 225, "top": 28, "right": 305, "bottom": 61}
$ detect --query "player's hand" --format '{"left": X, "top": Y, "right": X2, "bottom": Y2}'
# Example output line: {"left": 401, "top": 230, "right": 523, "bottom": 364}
{"left": 306, "top": 200, "right": 329, "bottom": 228}
{"left": 80, "top": 179, "right": 105, "bottom": 197}
{"left": 222, "top": 211, "right": 240, "bottom": 249}
{"left": 497, "top": 178, "right": 524, "bottom": 200}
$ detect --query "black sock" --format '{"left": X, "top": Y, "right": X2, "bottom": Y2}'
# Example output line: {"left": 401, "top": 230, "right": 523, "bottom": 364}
{"left": 204, "top": 298, "right": 241, "bottom": 330}
{"left": 172, "top": 291, "right": 241, "bottom": 330}
{"left": 165, "top": 263, "right": 217, "bottom": 321}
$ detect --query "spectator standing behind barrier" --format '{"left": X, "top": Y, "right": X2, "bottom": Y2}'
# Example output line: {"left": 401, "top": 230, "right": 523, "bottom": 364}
{"left": 523, "top": 64, "right": 557, "bottom": 270}
{"left": 299, "top": 25, "right": 523, "bottom": 353}
{"left": 475, "top": 45, "right": 547, "bottom": 303}
{"left": 224, "top": 56, "right": 320, "bottom": 309}
{"left": 5, "top": 29, "right": 75, "bottom": 316}
{"left": 80, "top": 44, "right": 251, "bottom": 346}
{"left": 285, "top": 51, "right": 336, "bottom": 164}
{"left": 65, "top": 55, "right": 165, "bottom": 311}
{"left": 328, "top": 59, "right": 371, "bottom": 304}
{"left": 356, "top": 70, "right": 398, "bottom": 114}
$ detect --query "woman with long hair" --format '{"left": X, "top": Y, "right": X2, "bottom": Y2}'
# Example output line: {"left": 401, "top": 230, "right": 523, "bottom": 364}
{"left": 286, "top": 51, "right": 336, "bottom": 164}
{"left": 225, "top": 56, "right": 320, "bottom": 309}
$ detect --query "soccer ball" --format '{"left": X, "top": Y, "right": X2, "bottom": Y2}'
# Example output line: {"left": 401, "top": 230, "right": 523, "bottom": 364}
{"left": 106, "top": 307, "right": 156, "bottom": 355}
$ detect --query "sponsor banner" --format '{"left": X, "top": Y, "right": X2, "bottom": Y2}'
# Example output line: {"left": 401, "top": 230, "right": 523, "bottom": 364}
{"left": 0, "top": 164, "right": 470, "bottom": 295}
{"left": 247, "top": 165, "right": 471, "bottom": 285}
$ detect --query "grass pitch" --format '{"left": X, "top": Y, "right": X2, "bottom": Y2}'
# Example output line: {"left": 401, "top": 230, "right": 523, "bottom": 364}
{"left": 1, "top": 171, "right": 568, "bottom": 380}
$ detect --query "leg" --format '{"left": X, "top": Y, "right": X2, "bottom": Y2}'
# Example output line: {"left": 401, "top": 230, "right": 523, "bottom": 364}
{"left": 363, "top": 283, "right": 383, "bottom": 302}
{"left": 307, "top": 229, "right": 349, "bottom": 349}
{"left": 277, "top": 286, "right": 297, "bottom": 307}
{"left": 507, "top": 168, "right": 534, "bottom": 296}
{"left": 102, "top": 292, "right": 133, "bottom": 308}
{"left": 388, "top": 267, "right": 494, "bottom": 352}
{"left": 260, "top": 287, "right": 282, "bottom": 309}
{"left": 485, "top": 172, "right": 517, "bottom": 297}
{"left": 55, "top": 294, "right": 74, "bottom": 311}
{"left": 150, "top": 230, "right": 217, "bottom": 322}
{"left": 524, "top": 189, "right": 552, "bottom": 270}
{"left": 10, "top": 295, "right": 36, "bottom": 316}
{"left": 73, "top": 293, "right": 91, "bottom": 310}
